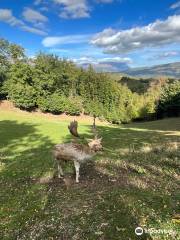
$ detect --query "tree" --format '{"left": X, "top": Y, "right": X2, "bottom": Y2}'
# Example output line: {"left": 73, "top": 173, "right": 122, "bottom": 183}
{"left": 9, "top": 43, "right": 25, "bottom": 63}
{"left": 5, "top": 62, "right": 36, "bottom": 109}
{"left": 157, "top": 81, "right": 180, "bottom": 117}
{"left": 0, "top": 38, "right": 25, "bottom": 66}
{"left": 34, "top": 53, "right": 79, "bottom": 97}
{"left": 0, "top": 38, "right": 25, "bottom": 99}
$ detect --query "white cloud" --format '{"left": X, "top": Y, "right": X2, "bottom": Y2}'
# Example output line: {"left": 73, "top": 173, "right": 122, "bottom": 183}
{"left": 159, "top": 51, "right": 179, "bottom": 57}
{"left": 22, "top": 8, "right": 48, "bottom": 23}
{"left": 91, "top": 15, "right": 180, "bottom": 54}
{"left": 0, "top": 8, "right": 47, "bottom": 35}
{"left": 34, "top": 0, "right": 115, "bottom": 19}
{"left": 153, "top": 51, "right": 180, "bottom": 59}
{"left": 170, "top": 1, "right": 180, "bottom": 9}
{"left": 72, "top": 56, "right": 131, "bottom": 71}
{"left": 0, "top": 9, "right": 23, "bottom": 26}
{"left": 54, "top": 0, "right": 90, "bottom": 19}
{"left": 42, "top": 34, "right": 90, "bottom": 47}
{"left": 73, "top": 56, "right": 131, "bottom": 64}
{"left": 21, "top": 25, "right": 47, "bottom": 35}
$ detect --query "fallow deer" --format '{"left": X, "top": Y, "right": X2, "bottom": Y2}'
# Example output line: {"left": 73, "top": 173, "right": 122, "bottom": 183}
{"left": 53, "top": 120, "right": 102, "bottom": 183}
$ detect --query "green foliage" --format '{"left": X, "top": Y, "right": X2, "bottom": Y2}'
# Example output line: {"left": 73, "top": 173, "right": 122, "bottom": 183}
{"left": 2, "top": 38, "right": 179, "bottom": 123}
{"left": 66, "top": 96, "right": 83, "bottom": 115}
{"left": 0, "top": 38, "right": 10, "bottom": 67}
{"left": 7, "top": 84, "right": 36, "bottom": 109}
{"left": 120, "top": 76, "right": 151, "bottom": 94}
{"left": 5, "top": 62, "right": 36, "bottom": 109}
{"left": 0, "top": 38, "right": 25, "bottom": 67}
{"left": 38, "top": 93, "right": 83, "bottom": 115}
{"left": 38, "top": 93, "right": 67, "bottom": 113}
{"left": 34, "top": 53, "right": 79, "bottom": 96}
{"left": 8, "top": 43, "right": 25, "bottom": 62}
{"left": 157, "top": 81, "right": 180, "bottom": 117}
{"left": 0, "top": 39, "right": 25, "bottom": 99}
{"left": 0, "top": 67, "right": 7, "bottom": 99}
{"left": 84, "top": 100, "right": 104, "bottom": 119}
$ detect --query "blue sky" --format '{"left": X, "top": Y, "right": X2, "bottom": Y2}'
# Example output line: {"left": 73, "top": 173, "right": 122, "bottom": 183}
{"left": 0, "top": 0, "right": 180, "bottom": 71}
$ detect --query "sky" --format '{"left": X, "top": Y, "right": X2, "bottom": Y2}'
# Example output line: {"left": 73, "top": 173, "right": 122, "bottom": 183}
{"left": 0, "top": 0, "right": 180, "bottom": 71}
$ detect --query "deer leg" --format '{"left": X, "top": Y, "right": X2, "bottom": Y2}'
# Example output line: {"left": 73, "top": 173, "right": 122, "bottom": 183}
{"left": 74, "top": 161, "right": 80, "bottom": 183}
{"left": 57, "top": 162, "right": 64, "bottom": 178}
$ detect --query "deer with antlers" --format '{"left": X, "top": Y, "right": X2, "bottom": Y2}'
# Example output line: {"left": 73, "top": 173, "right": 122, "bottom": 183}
{"left": 53, "top": 120, "right": 102, "bottom": 183}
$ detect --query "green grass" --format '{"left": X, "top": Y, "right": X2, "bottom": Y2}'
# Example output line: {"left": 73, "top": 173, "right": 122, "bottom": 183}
{"left": 0, "top": 109, "right": 179, "bottom": 240}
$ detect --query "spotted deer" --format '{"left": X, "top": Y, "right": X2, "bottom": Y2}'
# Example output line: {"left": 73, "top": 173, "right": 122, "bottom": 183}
{"left": 53, "top": 120, "right": 102, "bottom": 183}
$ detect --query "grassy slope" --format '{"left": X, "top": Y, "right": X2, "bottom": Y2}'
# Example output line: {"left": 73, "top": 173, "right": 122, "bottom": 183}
{"left": 0, "top": 110, "right": 179, "bottom": 240}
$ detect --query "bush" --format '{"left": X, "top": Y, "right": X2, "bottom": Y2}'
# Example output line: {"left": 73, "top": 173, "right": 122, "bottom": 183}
{"left": 5, "top": 63, "right": 37, "bottom": 109}
{"left": 38, "top": 93, "right": 83, "bottom": 115}
{"left": 84, "top": 100, "right": 104, "bottom": 118}
{"left": 8, "top": 83, "right": 36, "bottom": 109}
{"left": 65, "top": 96, "right": 83, "bottom": 115}
{"left": 157, "top": 81, "right": 180, "bottom": 117}
{"left": 105, "top": 109, "right": 122, "bottom": 124}
{"left": 38, "top": 93, "right": 67, "bottom": 113}
{"left": 0, "top": 68, "right": 7, "bottom": 99}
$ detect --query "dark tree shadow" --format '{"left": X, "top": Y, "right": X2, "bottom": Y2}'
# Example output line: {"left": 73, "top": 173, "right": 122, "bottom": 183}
{"left": 0, "top": 120, "right": 54, "bottom": 239}
{"left": 96, "top": 122, "right": 180, "bottom": 154}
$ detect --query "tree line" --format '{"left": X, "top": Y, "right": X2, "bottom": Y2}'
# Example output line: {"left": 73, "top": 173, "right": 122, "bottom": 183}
{"left": 0, "top": 38, "right": 179, "bottom": 123}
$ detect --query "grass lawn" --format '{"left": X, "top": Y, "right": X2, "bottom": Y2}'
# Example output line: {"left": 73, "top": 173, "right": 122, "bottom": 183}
{"left": 0, "top": 109, "right": 179, "bottom": 240}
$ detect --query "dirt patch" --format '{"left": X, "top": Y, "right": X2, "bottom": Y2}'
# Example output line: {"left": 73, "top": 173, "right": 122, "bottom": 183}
{"left": 0, "top": 100, "right": 14, "bottom": 110}
{"left": 0, "top": 100, "right": 107, "bottom": 124}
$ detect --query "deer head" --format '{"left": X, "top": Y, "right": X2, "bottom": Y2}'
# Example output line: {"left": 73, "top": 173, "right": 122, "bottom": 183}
{"left": 68, "top": 120, "right": 103, "bottom": 152}
{"left": 88, "top": 137, "right": 102, "bottom": 152}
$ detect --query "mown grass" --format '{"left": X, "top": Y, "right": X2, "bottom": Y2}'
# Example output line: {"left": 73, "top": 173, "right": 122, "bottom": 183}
{"left": 0, "top": 109, "right": 179, "bottom": 240}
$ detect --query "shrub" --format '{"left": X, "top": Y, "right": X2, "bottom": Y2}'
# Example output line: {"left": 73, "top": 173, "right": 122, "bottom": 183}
{"left": 8, "top": 83, "right": 36, "bottom": 109}
{"left": 38, "top": 93, "right": 83, "bottom": 115}
{"left": 157, "top": 81, "right": 180, "bottom": 117}
{"left": 38, "top": 93, "right": 67, "bottom": 113}
{"left": 0, "top": 68, "right": 7, "bottom": 99}
{"left": 65, "top": 96, "right": 83, "bottom": 115}
{"left": 5, "top": 63, "right": 37, "bottom": 109}
{"left": 84, "top": 100, "right": 104, "bottom": 118}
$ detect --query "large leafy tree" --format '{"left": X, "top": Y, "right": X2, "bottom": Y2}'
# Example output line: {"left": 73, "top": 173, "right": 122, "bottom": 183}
{"left": 34, "top": 53, "right": 79, "bottom": 96}
{"left": 5, "top": 62, "right": 36, "bottom": 109}
{"left": 0, "top": 38, "right": 25, "bottom": 99}
{"left": 0, "top": 38, "right": 25, "bottom": 66}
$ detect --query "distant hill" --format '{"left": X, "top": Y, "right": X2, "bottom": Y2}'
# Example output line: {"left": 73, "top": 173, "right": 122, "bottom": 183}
{"left": 122, "top": 62, "right": 180, "bottom": 78}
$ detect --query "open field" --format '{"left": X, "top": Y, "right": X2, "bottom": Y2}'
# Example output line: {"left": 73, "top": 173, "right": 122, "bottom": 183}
{"left": 0, "top": 109, "right": 180, "bottom": 240}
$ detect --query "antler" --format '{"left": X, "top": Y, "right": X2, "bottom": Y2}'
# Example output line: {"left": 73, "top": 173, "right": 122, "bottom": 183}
{"left": 68, "top": 120, "right": 79, "bottom": 137}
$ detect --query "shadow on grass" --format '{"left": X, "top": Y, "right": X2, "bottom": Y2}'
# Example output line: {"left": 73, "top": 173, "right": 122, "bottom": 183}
{"left": 125, "top": 117, "right": 180, "bottom": 132}
{"left": 0, "top": 120, "right": 54, "bottom": 239}
{"left": 0, "top": 119, "right": 179, "bottom": 239}
{"left": 96, "top": 122, "right": 180, "bottom": 156}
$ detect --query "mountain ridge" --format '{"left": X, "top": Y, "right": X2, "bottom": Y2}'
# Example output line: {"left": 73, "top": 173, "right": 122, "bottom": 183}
{"left": 121, "top": 62, "right": 180, "bottom": 78}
